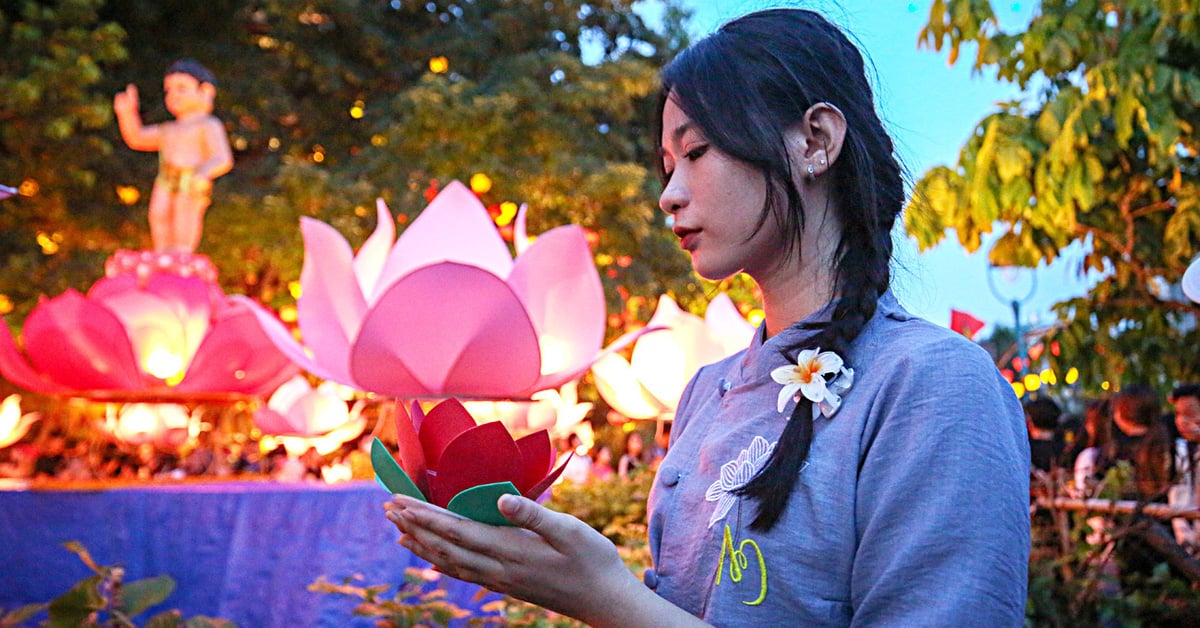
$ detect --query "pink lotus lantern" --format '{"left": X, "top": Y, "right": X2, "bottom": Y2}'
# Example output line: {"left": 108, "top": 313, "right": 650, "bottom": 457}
{"left": 0, "top": 272, "right": 297, "bottom": 400}
{"left": 372, "top": 398, "right": 567, "bottom": 525}
{"left": 254, "top": 375, "right": 367, "bottom": 456}
{"left": 241, "top": 181, "right": 638, "bottom": 400}
{"left": 592, "top": 294, "right": 755, "bottom": 421}
{"left": 0, "top": 394, "right": 39, "bottom": 449}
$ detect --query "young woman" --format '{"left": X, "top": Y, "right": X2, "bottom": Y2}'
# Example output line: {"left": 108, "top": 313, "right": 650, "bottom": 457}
{"left": 385, "top": 9, "right": 1029, "bottom": 626}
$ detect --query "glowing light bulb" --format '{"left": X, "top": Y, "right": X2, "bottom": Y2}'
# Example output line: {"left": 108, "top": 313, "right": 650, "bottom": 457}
{"left": 144, "top": 348, "right": 185, "bottom": 383}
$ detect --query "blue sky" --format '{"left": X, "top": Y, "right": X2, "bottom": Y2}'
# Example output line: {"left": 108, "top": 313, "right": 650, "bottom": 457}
{"left": 667, "top": 0, "right": 1092, "bottom": 332}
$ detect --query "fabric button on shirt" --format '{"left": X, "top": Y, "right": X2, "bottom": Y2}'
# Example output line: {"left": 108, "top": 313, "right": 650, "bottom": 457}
{"left": 659, "top": 466, "right": 681, "bottom": 487}
{"left": 643, "top": 568, "right": 659, "bottom": 590}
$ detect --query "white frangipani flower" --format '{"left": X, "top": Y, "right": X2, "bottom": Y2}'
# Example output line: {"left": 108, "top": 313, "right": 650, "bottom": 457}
{"left": 770, "top": 347, "right": 854, "bottom": 418}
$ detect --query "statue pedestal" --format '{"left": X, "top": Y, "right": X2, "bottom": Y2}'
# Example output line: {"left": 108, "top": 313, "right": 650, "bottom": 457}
{"left": 104, "top": 249, "right": 219, "bottom": 284}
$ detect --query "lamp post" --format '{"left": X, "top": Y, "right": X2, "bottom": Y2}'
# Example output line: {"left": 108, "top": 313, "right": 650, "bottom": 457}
{"left": 987, "top": 265, "right": 1037, "bottom": 376}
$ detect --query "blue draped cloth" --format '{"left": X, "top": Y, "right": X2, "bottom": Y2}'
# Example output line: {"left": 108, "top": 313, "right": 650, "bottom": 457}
{"left": 0, "top": 480, "right": 495, "bottom": 626}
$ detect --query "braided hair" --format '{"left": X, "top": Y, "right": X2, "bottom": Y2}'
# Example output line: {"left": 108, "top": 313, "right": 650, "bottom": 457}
{"left": 658, "top": 9, "right": 906, "bottom": 531}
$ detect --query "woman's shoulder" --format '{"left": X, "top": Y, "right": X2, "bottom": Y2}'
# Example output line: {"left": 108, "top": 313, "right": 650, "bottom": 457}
{"left": 861, "top": 295, "right": 997, "bottom": 375}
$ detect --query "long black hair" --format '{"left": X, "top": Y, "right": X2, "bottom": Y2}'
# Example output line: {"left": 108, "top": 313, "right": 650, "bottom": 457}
{"left": 658, "top": 9, "right": 905, "bottom": 530}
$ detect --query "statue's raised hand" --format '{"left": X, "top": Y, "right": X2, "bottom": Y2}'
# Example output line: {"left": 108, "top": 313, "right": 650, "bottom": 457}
{"left": 113, "top": 84, "right": 139, "bottom": 117}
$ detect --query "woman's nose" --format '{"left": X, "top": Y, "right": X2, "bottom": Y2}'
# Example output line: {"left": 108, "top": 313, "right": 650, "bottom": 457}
{"left": 659, "top": 177, "right": 687, "bottom": 215}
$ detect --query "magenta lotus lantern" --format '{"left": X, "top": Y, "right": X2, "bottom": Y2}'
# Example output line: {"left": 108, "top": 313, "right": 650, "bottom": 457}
{"left": 241, "top": 181, "right": 639, "bottom": 400}
{"left": 592, "top": 293, "right": 755, "bottom": 421}
{"left": 0, "top": 268, "right": 297, "bottom": 400}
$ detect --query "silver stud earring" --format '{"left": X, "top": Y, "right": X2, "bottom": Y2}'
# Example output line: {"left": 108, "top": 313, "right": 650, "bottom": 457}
{"left": 807, "top": 164, "right": 815, "bottom": 176}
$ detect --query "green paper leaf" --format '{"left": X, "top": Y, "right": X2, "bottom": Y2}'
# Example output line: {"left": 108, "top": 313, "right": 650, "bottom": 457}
{"left": 371, "top": 437, "right": 426, "bottom": 502}
{"left": 446, "top": 482, "right": 521, "bottom": 526}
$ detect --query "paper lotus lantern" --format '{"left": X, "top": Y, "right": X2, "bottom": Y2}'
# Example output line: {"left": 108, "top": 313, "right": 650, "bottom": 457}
{"left": 254, "top": 375, "right": 367, "bottom": 456}
{"left": 0, "top": 272, "right": 297, "bottom": 399}
{"left": 240, "top": 181, "right": 638, "bottom": 400}
{"left": 462, "top": 381, "right": 593, "bottom": 439}
{"left": 1184, "top": 257, "right": 1200, "bottom": 304}
{"left": 371, "top": 398, "right": 567, "bottom": 525}
{"left": 593, "top": 293, "right": 755, "bottom": 421}
{"left": 0, "top": 394, "right": 39, "bottom": 449}
{"left": 105, "top": 403, "right": 193, "bottom": 448}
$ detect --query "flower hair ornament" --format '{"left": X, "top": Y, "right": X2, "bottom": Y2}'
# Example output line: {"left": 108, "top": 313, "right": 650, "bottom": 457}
{"left": 770, "top": 348, "right": 854, "bottom": 418}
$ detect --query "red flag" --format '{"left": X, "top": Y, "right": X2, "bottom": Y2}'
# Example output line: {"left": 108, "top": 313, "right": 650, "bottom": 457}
{"left": 950, "top": 309, "right": 986, "bottom": 340}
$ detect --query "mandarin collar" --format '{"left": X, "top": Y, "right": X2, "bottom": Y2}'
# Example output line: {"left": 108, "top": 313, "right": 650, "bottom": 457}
{"left": 735, "top": 290, "right": 908, "bottom": 382}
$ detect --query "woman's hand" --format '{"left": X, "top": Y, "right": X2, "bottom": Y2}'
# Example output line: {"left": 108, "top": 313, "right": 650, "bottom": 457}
{"left": 384, "top": 493, "right": 639, "bottom": 624}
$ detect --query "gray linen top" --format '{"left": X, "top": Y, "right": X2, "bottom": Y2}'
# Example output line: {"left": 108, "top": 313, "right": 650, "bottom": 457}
{"left": 646, "top": 292, "right": 1030, "bottom": 626}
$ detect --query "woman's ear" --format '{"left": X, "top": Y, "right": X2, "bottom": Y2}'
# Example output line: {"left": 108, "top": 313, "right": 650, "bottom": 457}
{"left": 787, "top": 102, "right": 847, "bottom": 180}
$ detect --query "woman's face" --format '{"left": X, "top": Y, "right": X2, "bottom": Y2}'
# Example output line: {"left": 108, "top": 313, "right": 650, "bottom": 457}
{"left": 659, "top": 98, "right": 789, "bottom": 282}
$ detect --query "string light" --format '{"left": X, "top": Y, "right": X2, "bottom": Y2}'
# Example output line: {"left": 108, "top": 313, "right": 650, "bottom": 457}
{"left": 116, "top": 185, "right": 140, "bottom": 205}
{"left": 470, "top": 173, "right": 493, "bottom": 194}
{"left": 429, "top": 56, "right": 449, "bottom": 74}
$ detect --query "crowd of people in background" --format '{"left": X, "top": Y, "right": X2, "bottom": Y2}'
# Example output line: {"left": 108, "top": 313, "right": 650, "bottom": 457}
{"left": 0, "top": 426, "right": 368, "bottom": 485}
{"left": 1024, "top": 383, "right": 1200, "bottom": 557}
{"left": 0, "top": 412, "right": 672, "bottom": 491}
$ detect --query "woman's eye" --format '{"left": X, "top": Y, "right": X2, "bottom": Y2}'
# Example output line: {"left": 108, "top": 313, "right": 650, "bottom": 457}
{"left": 684, "top": 145, "right": 709, "bottom": 161}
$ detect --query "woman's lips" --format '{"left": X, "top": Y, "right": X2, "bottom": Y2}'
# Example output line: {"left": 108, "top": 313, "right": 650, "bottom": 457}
{"left": 674, "top": 227, "right": 700, "bottom": 251}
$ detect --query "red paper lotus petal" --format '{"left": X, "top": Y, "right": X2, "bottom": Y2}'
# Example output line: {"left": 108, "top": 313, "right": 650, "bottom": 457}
{"left": 176, "top": 304, "right": 298, "bottom": 396}
{"left": 374, "top": 181, "right": 514, "bottom": 296}
{"left": 427, "top": 421, "right": 522, "bottom": 508}
{"left": 297, "top": 217, "right": 369, "bottom": 375}
{"left": 513, "top": 429, "right": 554, "bottom": 494}
{"left": 350, "top": 263, "right": 541, "bottom": 398}
{"left": 0, "top": 318, "right": 71, "bottom": 395}
{"left": 23, "top": 290, "right": 145, "bottom": 391}
{"left": 507, "top": 225, "right": 605, "bottom": 393}
{"left": 417, "top": 398, "right": 477, "bottom": 470}
{"left": 523, "top": 453, "right": 571, "bottom": 500}
{"left": 392, "top": 400, "right": 429, "bottom": 496}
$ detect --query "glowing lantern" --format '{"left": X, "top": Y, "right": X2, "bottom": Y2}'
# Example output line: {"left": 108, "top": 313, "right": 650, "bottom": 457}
{"left": 240, "top": 182, "right": 643, "bottom": 399}
{"left": 254, "top": 375, "right": 367, "bottom": 456}
{"left": 0, "top": 394, "right": 39, "bottom": 449}
{"left": 463, "top": 380, "right": 593, "bottom": 441}
{"left": 592, "top": 293, "right": 754, "bottom": 421}
{"left": 0, "top": 266, "right": 297, "bottom": 399}
{"left": 106, "top": 403, "right": 193, "bottom": 448}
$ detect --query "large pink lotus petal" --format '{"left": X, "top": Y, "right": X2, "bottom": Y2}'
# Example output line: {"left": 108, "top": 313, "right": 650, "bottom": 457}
{"left": 175, "top": 303, "right": 298, "bottom": 396}
{"left": 232, "top": 296, "right": 351, "bottom": 385}
{"left": 353, "top": 199, "right": 396, "bottom": 298}
{"left": 507, "top": 226, "right": 604, "bottom": 392}
{"left": 392, "top": 401, "right": 430, "bottom": 496}
{"left": 374, "top": 182, "right": 514, "bottom": 295}
{"left": 0, "top": 319, "right": 72, "bottom": 395}
{"left": 350, "top": 263, "right": 541, "bottom": 398}
{"left": 513, "top": 203, "right": 530, "bottom": 256}
{"left": 23, "top": 291, "right": 146, "bottom": 391}
{"left": 298, "top": 217, "right": 368, "bottom": 375}
{"left": 513, "top": 429, "right": 554, "bottom": 493}
{"left": 417, "top": 398, "right": 477, "bottom": 471}
{"left": 427, "top": 421, "right": 522, "bottom": 507}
